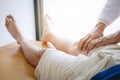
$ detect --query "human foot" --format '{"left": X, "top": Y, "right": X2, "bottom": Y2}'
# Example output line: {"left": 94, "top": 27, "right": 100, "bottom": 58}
{"left": 41, "top": 14, "right": 55, "bottom": 43}
{"left": 5, "top": 15, "right": 23, "bottom": 44}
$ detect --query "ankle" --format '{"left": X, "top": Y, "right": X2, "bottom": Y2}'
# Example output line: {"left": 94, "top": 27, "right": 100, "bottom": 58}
{"left": 16, "top": 35, "right": 24, "bottom": 44}
{"left": 41, "top": 31, "right": 53, "bottom": 42}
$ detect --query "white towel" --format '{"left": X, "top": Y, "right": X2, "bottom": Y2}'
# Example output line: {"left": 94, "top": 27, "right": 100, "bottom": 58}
{"left": 35, "top": 44, "right": 120, "bottom": 80}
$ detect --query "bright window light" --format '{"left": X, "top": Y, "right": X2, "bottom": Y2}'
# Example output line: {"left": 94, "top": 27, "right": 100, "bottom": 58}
{"left": 43, "top": 0, "right": 108, "bottom": 41}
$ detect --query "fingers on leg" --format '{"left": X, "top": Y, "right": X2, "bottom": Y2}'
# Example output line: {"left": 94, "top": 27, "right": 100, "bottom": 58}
{"left": 82, "top": 39, "right": 91, "bottom": 51}
{"left": 78, "top": 36, "right": 90, "bottom": 51}
{"left": 87, "top": 41, "right": 96, "bottom": 53}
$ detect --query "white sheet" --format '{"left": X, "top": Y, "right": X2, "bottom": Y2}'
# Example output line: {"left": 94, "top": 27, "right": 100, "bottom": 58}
{"left": 35, "top": 44, "right": 120, "bottom": 80}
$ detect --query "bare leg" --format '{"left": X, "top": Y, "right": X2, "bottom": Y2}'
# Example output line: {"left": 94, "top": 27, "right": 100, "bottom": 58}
{"left": 5, "top": 15, "right": 46, "bottom": 67}
{"left": 41, "top": 15, "right": 81, "bottom": 56}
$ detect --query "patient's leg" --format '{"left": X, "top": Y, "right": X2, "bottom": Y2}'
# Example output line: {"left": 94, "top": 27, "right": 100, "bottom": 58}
{"left": 41, "top": 15, "right": 81, "bottom": 56}
{"left": 5, "top": 15, "right": 46, "bottom": 67}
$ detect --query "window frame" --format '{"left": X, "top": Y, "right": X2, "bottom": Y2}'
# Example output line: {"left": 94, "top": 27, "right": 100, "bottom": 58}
{"left": 34, "top": 0, "right": 44, "bottom": 40}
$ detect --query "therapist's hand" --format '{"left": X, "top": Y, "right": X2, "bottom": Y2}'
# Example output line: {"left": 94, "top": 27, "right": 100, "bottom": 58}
{"left": 78, "top": 22, "right": 106, "bottom": 54}
{"left": 86, "top": 31, "right": 120, "bottom": 53}
{"left": 85, "top": 36, "right": 106, "bottom": 53}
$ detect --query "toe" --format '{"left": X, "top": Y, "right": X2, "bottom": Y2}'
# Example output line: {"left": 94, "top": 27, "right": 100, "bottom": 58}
{"left": 5, "top": 17, "right": 10, "bottom": 27}
{"left": 5, "top": 17, "right": 9, "bottom": 24}
{"left": 7, "top": 17, "right": 12, "bottom": 22}
{"left": 8, "top": 14, "right": 15, "bottom": 21}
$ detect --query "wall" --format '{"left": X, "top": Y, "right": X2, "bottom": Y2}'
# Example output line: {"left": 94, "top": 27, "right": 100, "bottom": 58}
{"left": 0, "top": 0, "right": 36, "bottom": 46}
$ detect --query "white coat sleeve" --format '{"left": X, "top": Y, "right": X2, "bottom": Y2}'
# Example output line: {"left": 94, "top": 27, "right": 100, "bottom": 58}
{"left": 98, "top": 0, "right": 120, "bottom": 25}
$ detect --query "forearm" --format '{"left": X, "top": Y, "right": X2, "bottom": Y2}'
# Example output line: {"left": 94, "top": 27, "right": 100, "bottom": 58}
{"left": 91, "top": 22, "right": 107, "bottom": 35}
{"left": 110, "top": 30, "right": 120, "bottom": 43}
{"left": 91, "top": 30, "right": 120, "bottom": 50}
{"left": 115, "top": 30, "right": 120, "bottom": 43}
{"left": 95, "top": 22, "right": 107, "bottom": 32}
{"left": 104, "top": 30, "right": 120, "bottom": 44}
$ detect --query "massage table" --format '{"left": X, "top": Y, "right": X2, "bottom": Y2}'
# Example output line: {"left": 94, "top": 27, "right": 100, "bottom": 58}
{"left": 0, "top": 41, "right": 53, "bottom": 80}
{"left": 1, "top": 41, "right": 120, "bottom": 80}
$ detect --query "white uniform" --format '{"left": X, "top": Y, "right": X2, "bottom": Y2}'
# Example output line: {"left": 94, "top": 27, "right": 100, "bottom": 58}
{"left": 98, "top": 0, "right": 120, "bottom": 25}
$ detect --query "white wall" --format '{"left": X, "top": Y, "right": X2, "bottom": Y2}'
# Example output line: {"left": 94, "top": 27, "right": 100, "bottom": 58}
{"left": 0, "top": 0, "right": 36, "bottom": 46}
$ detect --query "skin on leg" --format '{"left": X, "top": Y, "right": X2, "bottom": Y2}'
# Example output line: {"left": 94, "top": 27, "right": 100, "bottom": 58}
{"left": 41, "top": 15, "right": 84, "bottom": 56}
{"left": 19, "top": 40, "right": 46, "bottom": 67}
{"left": 5, "top": 15, "right": 46, "bottom": 67}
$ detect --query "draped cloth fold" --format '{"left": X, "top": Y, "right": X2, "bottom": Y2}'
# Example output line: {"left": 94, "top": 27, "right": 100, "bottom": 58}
{"left": 35, "top": 45, "right": 120, "bottom": 80}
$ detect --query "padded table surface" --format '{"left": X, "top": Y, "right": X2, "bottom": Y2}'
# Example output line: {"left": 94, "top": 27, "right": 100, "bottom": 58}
{"left": 0, "top": 41, "right": 52, "bottom": 80}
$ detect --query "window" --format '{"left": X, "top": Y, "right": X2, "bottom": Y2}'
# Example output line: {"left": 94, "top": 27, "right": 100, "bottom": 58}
{"left": 35, "top": 0, "right": 109, "bottom": 41}
{"left": 43, "top": 0, "right": 108, "bottom": 41}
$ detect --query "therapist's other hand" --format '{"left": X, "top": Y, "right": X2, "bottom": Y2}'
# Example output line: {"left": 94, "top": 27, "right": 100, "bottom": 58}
{"left": 78, "top": 22, "right": 106, "bottom": 54}
{"left": 86, "top": 32, "right": 119, "bottom": 53}
{"left": 85, "top": 36, "right": 106, "bottom": 53}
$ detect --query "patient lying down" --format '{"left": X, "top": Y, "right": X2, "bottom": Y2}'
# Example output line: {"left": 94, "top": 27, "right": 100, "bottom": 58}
{"left": 5, "top": 15, "right": 120, "bottom": 80}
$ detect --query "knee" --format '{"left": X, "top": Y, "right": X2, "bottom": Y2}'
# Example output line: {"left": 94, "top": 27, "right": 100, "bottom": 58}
{"left": 68, "top": 47, "right": 79, "bottom": 56}
{"left": 32, "top": 49, "right": 47, "bottom": 67}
